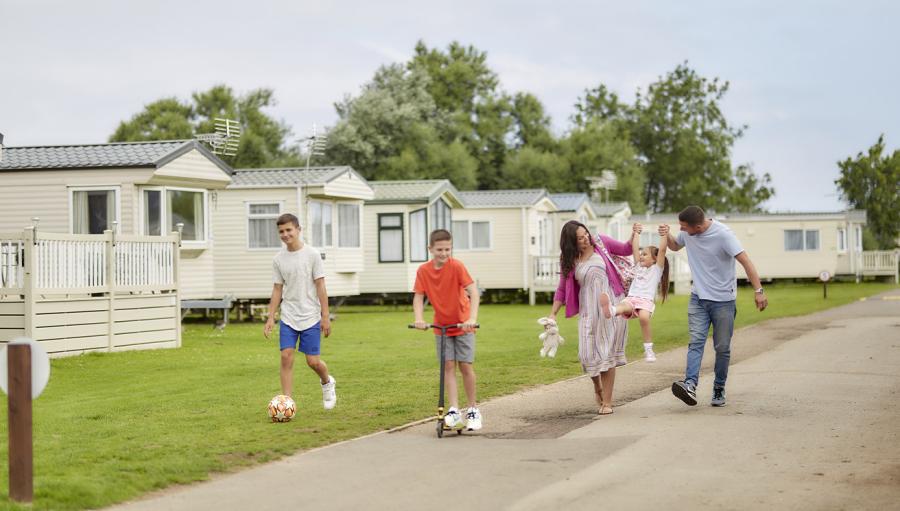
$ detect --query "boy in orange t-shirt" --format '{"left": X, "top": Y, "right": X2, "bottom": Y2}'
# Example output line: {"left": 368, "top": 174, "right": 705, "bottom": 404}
{"left": 413, "top": 229, "right": 482, "bottom": 431}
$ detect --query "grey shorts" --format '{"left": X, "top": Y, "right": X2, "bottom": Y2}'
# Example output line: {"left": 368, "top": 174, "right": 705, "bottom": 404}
{"left": 435, "top": 332, "right": 476, "bottom": 363}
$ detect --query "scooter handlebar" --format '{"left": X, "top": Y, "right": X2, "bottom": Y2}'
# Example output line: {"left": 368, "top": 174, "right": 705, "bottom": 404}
{"left": 407, "top": 323, "right": 480, "bottom": 330}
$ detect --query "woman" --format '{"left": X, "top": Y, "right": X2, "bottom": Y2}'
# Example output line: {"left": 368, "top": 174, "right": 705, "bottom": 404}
{"left": 548, "top": 220, "right": 635, "bottom": 415}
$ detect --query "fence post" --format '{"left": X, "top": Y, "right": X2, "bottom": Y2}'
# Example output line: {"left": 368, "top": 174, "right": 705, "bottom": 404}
{"left": 173, "top": 231, "right": 182, "bottom": 348}
{"left": 105, "top": 229, "right": 116, "bottom": 352}
{"left": 22, "top": 227, "right": 35, "bottom": 340}
{"left": 528, "top": 256, "right": 536, "bottom": 306}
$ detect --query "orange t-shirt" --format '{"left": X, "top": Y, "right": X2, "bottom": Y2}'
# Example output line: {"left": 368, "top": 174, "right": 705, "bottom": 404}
{"left": 413, "top": 257, "right": 474, "bottom": 336}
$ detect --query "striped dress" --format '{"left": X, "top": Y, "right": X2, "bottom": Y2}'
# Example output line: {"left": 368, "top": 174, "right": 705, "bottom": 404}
{"left": 574, "top": 253, "right": 628, "bottom": 376}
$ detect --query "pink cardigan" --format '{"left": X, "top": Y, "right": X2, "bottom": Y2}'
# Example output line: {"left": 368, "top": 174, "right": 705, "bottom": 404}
{"left": 554, "top": 234, "right": 632, "bottom": 318}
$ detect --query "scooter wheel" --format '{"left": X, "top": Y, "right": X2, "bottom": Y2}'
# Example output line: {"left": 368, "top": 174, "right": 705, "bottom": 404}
{"left": 436, "top": 420, "right": 444, "bottom": 438}
{"left": 457, "top": 429, "right": 463, "bottom": 435}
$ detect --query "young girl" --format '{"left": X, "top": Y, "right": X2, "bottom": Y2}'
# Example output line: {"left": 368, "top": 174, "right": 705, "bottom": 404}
{"left": 600, "top": 224, "right": 670, "bottom": 362}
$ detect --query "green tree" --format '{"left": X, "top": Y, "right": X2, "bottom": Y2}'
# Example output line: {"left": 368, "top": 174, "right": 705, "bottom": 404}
{"left": 499, "top": 146, "right": 568, "bottom": 191}
{"left": 326, "top": 64, "right": 478, "bottom": 188}
{"left": 110, "top": 85, "right": 302, "bottom": 168}
{"left": 573, "top": 63, "right": 774, "bottom": 212}
{"left": 835, "top": 135, "right": 900, "bottom": 249}
{"left": 559, "top": 121, "right": 646, "bottom": 212}
{"left": 110, "top": 98, "right": 195, "bottom": 141}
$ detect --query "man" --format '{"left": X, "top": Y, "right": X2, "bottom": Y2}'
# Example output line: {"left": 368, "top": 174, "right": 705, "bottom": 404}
{"left": 662, "top": 205, "right": 768, "bottom": 407}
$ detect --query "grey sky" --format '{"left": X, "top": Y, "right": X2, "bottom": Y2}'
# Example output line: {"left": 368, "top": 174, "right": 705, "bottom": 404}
{"left": 2, "top": 0, "right": 897, "bottom": 212}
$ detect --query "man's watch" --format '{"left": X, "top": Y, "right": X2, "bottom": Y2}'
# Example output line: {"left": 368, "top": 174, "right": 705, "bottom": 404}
{"left": 755, "top": 288, "right": 765, "bottom": 294}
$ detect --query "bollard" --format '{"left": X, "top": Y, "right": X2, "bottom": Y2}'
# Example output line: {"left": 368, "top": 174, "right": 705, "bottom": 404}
{"left": 8, "top": 344, "right": 33, "bottom": 503}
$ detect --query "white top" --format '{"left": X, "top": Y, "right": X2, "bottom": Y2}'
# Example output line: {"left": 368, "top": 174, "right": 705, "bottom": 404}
{"left": 574, "top": 254, "right": 606, "bottom": 285}
{"left": 628, "top": 264, "right": 663, "bottom": 301}
{"left": 675, "top": 220, "right": 744, "bottom": 301}
{"left": 272, "top": 245, "right": 326, "bottom": 331}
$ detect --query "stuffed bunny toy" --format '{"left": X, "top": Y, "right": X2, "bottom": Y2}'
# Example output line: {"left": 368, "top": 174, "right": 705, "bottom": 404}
{"left": 537, "top": 317, "right": 565, "bottom": 358}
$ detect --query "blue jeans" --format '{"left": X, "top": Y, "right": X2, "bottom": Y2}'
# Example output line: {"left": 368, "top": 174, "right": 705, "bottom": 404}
{"left": 685, "top": 294, "right": 736, "bottom": 388}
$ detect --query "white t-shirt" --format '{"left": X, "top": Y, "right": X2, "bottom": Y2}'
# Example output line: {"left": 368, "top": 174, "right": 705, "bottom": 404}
{"left": 272, "top": 245, "right": 326, "bottom": 331}
{"left": 627, "top": 265, "right": 663, "bottom": 301}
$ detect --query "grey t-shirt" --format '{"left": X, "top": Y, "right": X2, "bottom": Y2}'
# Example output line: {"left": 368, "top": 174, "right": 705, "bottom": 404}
{"left": 676, "top": 220, "right": 744, "bottom": 301}
{"left": 273, "top": 245, "right": 326, "bottom": 331}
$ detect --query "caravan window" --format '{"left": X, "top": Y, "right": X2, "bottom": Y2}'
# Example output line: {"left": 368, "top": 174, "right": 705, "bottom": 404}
{"left": 140, "top": 186, "right": 207, "bottom": 242}
{"left": 784, "top": 229, "right": 819, "bottom": 251}
{"left": 338, "top": 203, "right": 361, "bottom": 248}
{"left": 378, "top": 213, "right": 404, "bottom": 263}
{"left": 248, "top": 203, "right": 282, "bottom": 249}
{"left": 71, "top": 187, "right": 119, "bottom": 234}
{"left": 410, "top": 208, "right": 427, "bottom": 262}
{"left": 430, "top": 198, "right": 452, "bottom": 231}
{"left": 309, "top": 201, "right": 333, "bottom": 247}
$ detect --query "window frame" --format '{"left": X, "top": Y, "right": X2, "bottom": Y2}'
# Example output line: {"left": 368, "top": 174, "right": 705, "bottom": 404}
{"left": 452, "top": 220, "right": 470, "bottom": 250}
{"left": 837, "top": 227, "right": 847, "bottom": 253}
{"left": 377, "top": 213, "right": 405, "bottom": 263}
{"left": 139, "top": 185, "right": 209, "bottom": 246}
{"left": 409, "top": 207, "right": 428, "bottom": 263}
{"left": 308, "top": 199, "right": 334, "bottom": 248}
{"left": 784, "top": 228, "right": 821, "bottom": 252}
{"left": 246, "top": 201, "right": 284, "bottom": 251}
{"left": 452, "top": 219, "right": 492, "bottom": 251}
{"left": 429, "top": 198, "right": 452, "bottom": 232}
{"left": 68, "top": 185, "right": 121, "bottom": 234}
{"left": 337, "top": 202, "right": 362, "bottom": 248}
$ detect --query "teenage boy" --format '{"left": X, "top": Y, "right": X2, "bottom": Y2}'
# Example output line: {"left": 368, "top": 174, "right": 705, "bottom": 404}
{"left": 264, "top": 213, "right": 336, "bottom": 410}
{"left": 662, "top": 205, "right": 768, "bottom": 407}
{"left": 413, "top": 229, "right": 482, "bottom": 430}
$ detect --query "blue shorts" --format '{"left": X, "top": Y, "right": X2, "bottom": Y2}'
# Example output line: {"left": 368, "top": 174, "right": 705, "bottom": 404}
{"left": 279, "top": 321, "right": 321, "bottom": 355}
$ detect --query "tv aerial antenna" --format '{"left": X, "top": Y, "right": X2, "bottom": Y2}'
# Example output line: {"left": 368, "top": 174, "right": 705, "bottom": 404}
{"left": 587, "top": 170, "right": 617, "bottom": 203}
{"left": 196, "top": 118, "right": 241, "bottom": 157}
{"left": 302, "top": 124, "right": 328, "bottom": 170}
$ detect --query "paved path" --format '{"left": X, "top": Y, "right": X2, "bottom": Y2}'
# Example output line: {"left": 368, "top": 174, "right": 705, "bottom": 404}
{"left": 110, "top": 290, "right": 900, "bottom": 510}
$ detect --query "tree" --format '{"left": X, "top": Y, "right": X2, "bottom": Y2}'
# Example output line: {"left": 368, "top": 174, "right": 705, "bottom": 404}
{"left": 326, "top": 64, "right": 479, "bottom": 188}
{"left": 109, "top": 98, "right": 195, "bottom": 141}
{"left": 835, "top": 135, "right": 900, "bottom": 249}
{"left": 559, "top": 121, "right": 646, "bottom": 211}
{"left": 110, "top": 85, "right": 302, "bottom": 168}
{"left": 499, "top": 146, "right": 568, "bottom": 191}
{"left": 573, "top": 63, "right": 774, "bottom": 212}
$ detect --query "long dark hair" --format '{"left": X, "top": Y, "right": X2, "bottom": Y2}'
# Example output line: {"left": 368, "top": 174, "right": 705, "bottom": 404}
{"left": 646, "top": 246, "right": 671, "bottom": 303}
{"left": 559, "top": 220, "right": 595, "bottom": 278}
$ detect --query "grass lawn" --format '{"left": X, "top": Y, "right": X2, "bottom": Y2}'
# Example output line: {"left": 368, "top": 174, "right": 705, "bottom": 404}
{"left": 0, "top": 281, "right": 895, "bottom": 509}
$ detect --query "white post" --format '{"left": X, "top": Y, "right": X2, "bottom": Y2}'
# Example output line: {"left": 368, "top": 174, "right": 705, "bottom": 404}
{"left": 105, "top": 228, "right": 116, "bottom": 352}
{"left": 174, "top": 227, "right": 182, "bottom": 348}
{"left": 22, "top": 227, "right": 35, "bottom": 341}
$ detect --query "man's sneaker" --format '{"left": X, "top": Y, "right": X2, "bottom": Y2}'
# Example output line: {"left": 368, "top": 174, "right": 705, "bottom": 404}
{"left": 465, "top": 407, "right": 482, "bottom": 431}
{"left": 444, "top": 408, "right": 464, "bottom": 429}
{"left": 644, "top": 347, "right": 657, "bottom": 362}
{"left": 322, "top": 375, "right": 337, "bottom": 410}
{"left": 671, "top": 380, "right": 697, "bottom": 406}
{"left": 711, "top": 387, "right": 726, "bottom": 407}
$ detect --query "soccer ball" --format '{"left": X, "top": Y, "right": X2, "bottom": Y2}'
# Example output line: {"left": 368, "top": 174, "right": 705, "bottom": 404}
{"left": 267, "top": 395, "right": 297, "bottom": 422}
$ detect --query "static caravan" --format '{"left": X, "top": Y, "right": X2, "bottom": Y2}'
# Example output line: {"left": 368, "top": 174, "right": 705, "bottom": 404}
{"left": 360, "top": 180, "right": 463, "bottom": 294}
{"left": 0, "top": 140, "right": 231, "bottom": 300}
{"left": 638, "top": 210, "right": 870, "bottom": 282}
{"left": 0, "top": 139, "right": 232, "bottom": 354}
{"left": 212, "top": 166, "right": 374, "bottom": 300}
{"left": 452, "top": 189, "right": 558, "bottom": 298}
{"left": 589, "top": 201, "right": 632, "bottom": 242}
{"left": 548, "top": 193, "right": 598, "bottom": 242}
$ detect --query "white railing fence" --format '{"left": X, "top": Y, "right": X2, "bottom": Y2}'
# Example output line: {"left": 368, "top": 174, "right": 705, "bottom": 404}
{"left": 1, "top": 238, "right": 24, "bottom": 290}
{"left": 532, "top": 256, "right": 559, "bottom": 290}
{"left": 861, "top": 250, "right": 900, "bottom": 283}
{"left": 0, "top": 229, "right": 180, "bottom": 295}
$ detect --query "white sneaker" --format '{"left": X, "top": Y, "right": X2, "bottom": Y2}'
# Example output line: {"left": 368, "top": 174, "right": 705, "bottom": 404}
{"left": 465, "top": 407, "right": 482, "bottom": 431}
{"left": 322, "top": 376, "right": 336, "bottom": 410}
{"left": 644, "top": 348, "right": 657, "bottom": 362}
{"left": 444, "top": 407, "right": 464, "bottom": 429}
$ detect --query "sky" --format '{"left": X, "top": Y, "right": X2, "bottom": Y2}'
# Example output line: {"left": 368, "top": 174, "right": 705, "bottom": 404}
{"left": 1, "top": 0, "right": 897, "bottom": 212}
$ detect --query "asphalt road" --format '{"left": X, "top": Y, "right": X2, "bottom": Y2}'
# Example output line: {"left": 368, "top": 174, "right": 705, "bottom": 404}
{"left": 109, "top": 289, "right": 900, "bottom": 511}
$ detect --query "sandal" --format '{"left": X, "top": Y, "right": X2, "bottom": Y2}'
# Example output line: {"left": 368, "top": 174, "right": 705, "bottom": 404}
{"left": 598, "top": 405, "right": 614, "bottom": 415}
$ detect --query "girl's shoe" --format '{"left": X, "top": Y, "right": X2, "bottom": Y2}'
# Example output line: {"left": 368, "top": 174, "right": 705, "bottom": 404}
{"left": 644, "top": 348, "right": 657, "bottom": 362}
